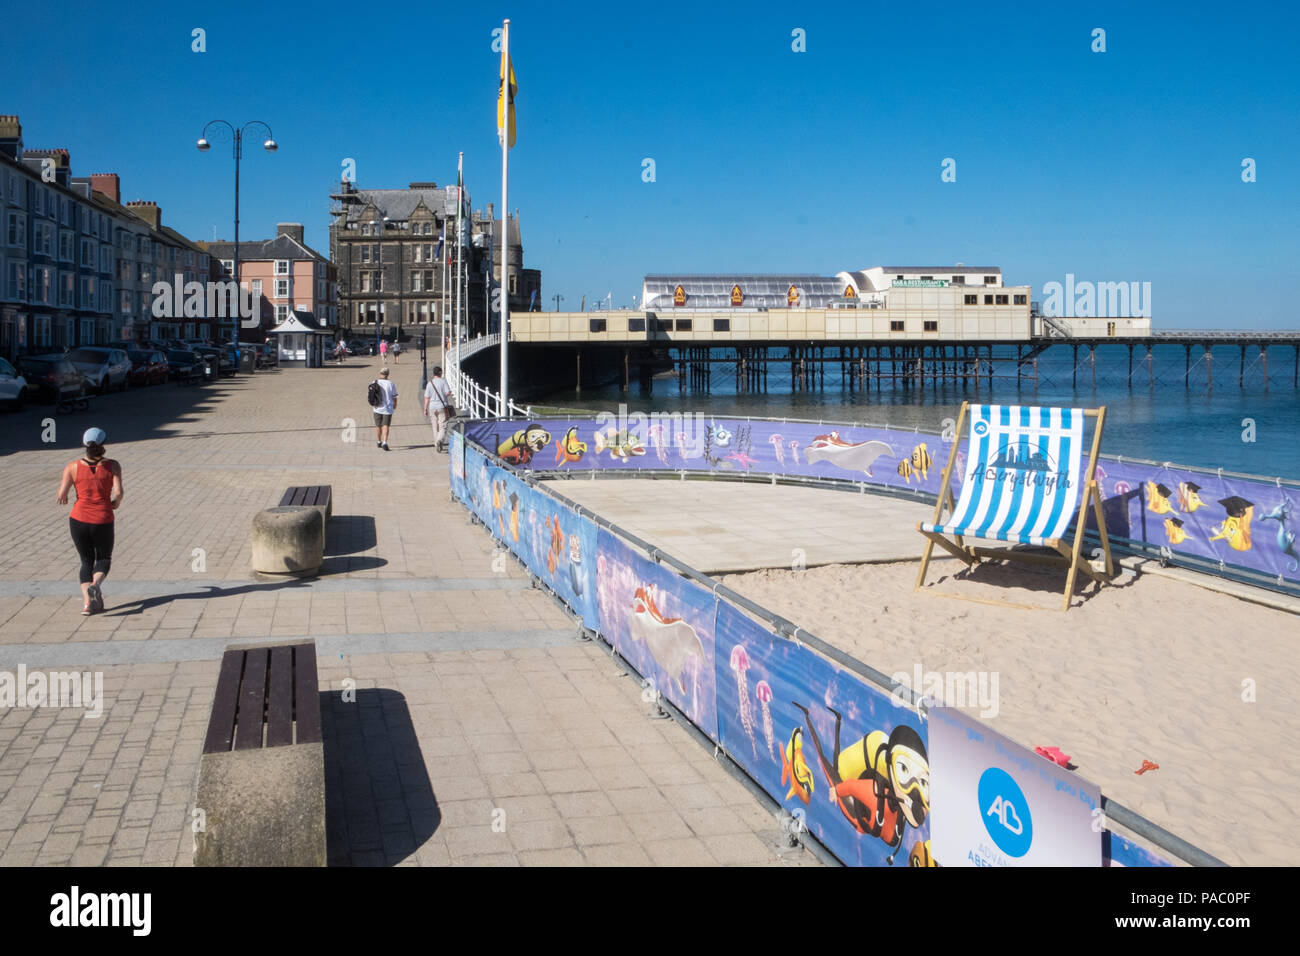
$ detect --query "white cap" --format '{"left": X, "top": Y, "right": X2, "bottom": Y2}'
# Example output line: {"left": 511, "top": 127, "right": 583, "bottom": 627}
{"left": 83, "top": 427, "right": 107, "bottom": 446}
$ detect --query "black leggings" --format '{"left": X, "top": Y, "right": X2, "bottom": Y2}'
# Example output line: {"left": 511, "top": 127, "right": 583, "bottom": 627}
{"left": 69, "top": 517, "right": 114, "bottom": 584}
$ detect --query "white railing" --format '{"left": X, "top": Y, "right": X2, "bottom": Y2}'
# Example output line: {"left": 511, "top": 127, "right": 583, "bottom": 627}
{"left": 444, "top": 333, "right": 532, "bottom": 419}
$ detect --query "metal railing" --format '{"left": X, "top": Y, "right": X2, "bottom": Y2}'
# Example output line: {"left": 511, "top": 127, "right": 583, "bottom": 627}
{"left": 444, "top": 333, "right": 532, "bottom": 419}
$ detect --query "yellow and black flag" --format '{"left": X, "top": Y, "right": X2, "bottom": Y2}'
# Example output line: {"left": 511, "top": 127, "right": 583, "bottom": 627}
{"left": 497, "top": 49, "right": 517, "bottom": 149}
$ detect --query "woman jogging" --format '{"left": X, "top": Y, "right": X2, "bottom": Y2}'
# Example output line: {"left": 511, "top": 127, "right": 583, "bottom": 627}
{"left": 56, "top": 427, "right": 123, "bottom": 615}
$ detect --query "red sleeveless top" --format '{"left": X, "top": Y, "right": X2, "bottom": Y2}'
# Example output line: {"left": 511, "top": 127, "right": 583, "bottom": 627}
{"left": 70, "top": 458, "right": 117, "bottom": 524}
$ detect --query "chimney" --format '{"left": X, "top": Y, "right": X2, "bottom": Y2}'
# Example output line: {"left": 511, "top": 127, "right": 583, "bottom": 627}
{"left": 0, "top": 114, "right": 21, "bottom": 160}
{"left": 126, "top": 200, "right": 160, "bottom": 229}
{"left": 89, "top": 173, "right": 121, "bottom": 203}
{"left": 487, "top": 202, "right": 494, "bottom": 223}
{"left": 277, "top": 222, "right": 305, "bottom": 244}
{"left": 23, "top": 148, "right": 71, "bottom": 186}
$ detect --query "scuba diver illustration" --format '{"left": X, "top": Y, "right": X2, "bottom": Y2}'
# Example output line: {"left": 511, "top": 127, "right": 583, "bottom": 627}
{"left": 792, "top": 702, "right": 930, "bottom": 865}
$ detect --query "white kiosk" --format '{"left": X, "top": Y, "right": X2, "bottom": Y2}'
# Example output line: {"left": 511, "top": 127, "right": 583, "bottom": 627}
{"left": 268, "top": 311, "right": 330, "bottom": 368}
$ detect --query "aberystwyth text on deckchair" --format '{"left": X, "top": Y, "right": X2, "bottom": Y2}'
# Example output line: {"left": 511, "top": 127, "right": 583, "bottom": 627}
{"left": 915, "top": 403, "right": 1116, "bottom": 611}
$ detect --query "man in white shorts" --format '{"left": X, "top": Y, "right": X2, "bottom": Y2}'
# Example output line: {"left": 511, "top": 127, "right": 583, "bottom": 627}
{"left": 370, "top": 367, "right": 398, "bottom": 451}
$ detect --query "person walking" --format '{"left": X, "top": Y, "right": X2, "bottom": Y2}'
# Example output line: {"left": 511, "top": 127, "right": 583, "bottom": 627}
{"left": 370, "top": 366, "right": 398, "bottom": 451}
{"left": 55, "top": 427, "right": 123, "bottom": 615}
{"left": 422, "top": 365, "right": 456, "bottom": 453}
{"left": 335, "top": 337, "right": 347, "bottom": 365}
{"left": 379, "top": 338, "right": 389, "bottom": 364}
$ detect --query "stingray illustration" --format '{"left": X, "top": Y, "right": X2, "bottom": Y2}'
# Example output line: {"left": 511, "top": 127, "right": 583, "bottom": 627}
{"left": 805, "top": 432, "right": 893, "bottom": 477}
{"left": 628, "top": 584, "right": 705, "bottom": 695}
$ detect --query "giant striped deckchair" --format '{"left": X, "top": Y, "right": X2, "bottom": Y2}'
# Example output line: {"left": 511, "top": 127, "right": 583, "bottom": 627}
{"left": 915, "top": 403, "right": 1114, "bottom": 611}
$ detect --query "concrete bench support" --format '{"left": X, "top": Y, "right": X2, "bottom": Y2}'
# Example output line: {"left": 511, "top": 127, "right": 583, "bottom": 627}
{"left": 251, "top": 506, "right": 323, "bottom": 574}
{"left": 194, "top": 641, "right": 325, "bottom": 866}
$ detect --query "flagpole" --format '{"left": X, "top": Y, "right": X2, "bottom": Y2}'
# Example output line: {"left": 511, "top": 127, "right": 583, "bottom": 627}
{"left": 499, "top": 19, "right": 511, "bottom": 417}
{"left": 441, "top": 224, "right": 448, "bottom": 353}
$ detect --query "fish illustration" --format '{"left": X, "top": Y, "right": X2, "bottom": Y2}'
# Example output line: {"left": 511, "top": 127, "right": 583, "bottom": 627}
{"left": 1261, "top": 498, "right": 1298, "bottom": 571}
{"left": 806, "top": 431, "right": 892, "bottom": 477}
{"left": 708, "top": 420, "right": 732, "bottom": 449}
{"left": 594, "top": 427, "right": 646, "bottom": 461}
{"left": 769, "top": 433, "right": 786, "bottom": 467}
{"left": 1209, "top": 495, "right": 1254, "bottom": 552}
{"left": 909, "top": 443, "right": 933, "bottom": 481}
{"left": 1145, "top": 481, "right": 1175, "bottom": 515}
{"left": 782, "top": 727, "right": 815, "bottom": 805}
{"left": 897, "top": 459, "right": 915, "bottom": 484}
{"left": 1163, "top": 517, "right": 1190, "bottom": 545}
{"left": 628, "top": 584, "right": 705, "bottom": 695}
{"left": 508, "top": 493, "right": 520, "bottom": 542}
{"left": 553, "top": 426, "right": 587, "bottom": 467}
{"left": 1178, "top": 481, "right": 1204, "bottom": 513}
{"left": 545, "top": 515, "right": 564, "bottom": 576}
{"left": 498, "top": 425, "right": 552, "bottom": 467}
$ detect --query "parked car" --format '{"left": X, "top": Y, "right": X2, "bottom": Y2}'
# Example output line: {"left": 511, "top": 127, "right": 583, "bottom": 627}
{"left": 66, "top": 347, "right": 133, "bottom": 393}
{"left": 127, "top": 349, "right": 170, "bottom": 386}
{"left": 14, "top": 354, "right": 87, "bottom": 405}
{"left": 256, "top": 343, "right": 277, "bottom": 368}
{"left": 0, "top": 357, "right": 29, "bottom": 411}
{"left": 347, "top": 342, "right": 374, "bottom": 356}
{"left": 165, "top": 349, "right": 207, "bottom": 383}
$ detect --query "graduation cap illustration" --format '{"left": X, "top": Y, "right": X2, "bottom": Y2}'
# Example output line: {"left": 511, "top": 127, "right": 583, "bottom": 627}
{"left": 1218, "top": 495, "right": 1253, "bottom": 518}
{"left": 1153, "top": 483, "right": 1173, "bottom": 499}
{"left": 1183, "top": 481, "right": 1202, "bottom": 493}
{"left": 1167, "top": 516, "right": 1185, "bottom": 528}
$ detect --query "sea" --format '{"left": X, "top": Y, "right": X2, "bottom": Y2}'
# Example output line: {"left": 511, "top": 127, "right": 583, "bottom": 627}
{"left": 533, "top": 343, "right": 1300, "bottom": 480}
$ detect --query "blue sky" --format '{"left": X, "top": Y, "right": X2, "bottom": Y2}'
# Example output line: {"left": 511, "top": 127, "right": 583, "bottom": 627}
{"left": 5, "top": 0, "right": 1297, "bottom": 327}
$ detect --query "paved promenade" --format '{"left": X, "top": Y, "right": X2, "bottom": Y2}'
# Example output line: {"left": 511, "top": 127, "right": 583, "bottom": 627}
{"left": 0, "top": 355, "right": 815, "bottom": 867}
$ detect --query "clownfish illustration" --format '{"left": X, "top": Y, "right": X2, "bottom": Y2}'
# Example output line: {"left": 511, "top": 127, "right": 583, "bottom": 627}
{"left": 554, "top": 426, "right": 587, "bottom": 466}
{"left": 782, "top": 727, "right": 815, "bottom": 804}
{"left": 1146, "top": 481, "right": 1175, "bottom": 515}
{"left": 897, "top": 459, "right": 915, "bottom": 484}
{"left": 507, "top": 493, "right": 520, "bottom": 542}
{"left": 908, "top": 840, "right": 938, "bottom": 868}
{"left": 909, "top": 443, "right": 933, "bottom": 481}
{"left": 1210, "top": 496, "right": 1254, "bottom": 552}
{"left": 1177, "top": 481, "right": 1204, "bottom": 513}
{"left": 568, "top": 534, "right": 584, "bottom": 595}
{"left": 498, "top": 425, "right": 552, "bottom": 466}
{"left": 1164, "top": 517, "right": 1190, "bottom": 545}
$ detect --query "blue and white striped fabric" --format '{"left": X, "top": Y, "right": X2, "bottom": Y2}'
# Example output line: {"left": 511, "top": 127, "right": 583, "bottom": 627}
{"left": 922, "top": 405, "right": 1086, "bottom": 546}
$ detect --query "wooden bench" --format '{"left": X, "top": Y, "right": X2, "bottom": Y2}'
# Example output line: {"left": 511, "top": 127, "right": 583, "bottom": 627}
{"left": 279, "top": 484, "right": 333, "bottom": 520}
{"left": 194, "top": 641, "right": 326, "bottom": 866}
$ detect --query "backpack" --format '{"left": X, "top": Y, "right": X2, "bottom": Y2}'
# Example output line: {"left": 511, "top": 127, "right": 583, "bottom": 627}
{"left": 367, "top": 380, "right": 383, "bottom": 407}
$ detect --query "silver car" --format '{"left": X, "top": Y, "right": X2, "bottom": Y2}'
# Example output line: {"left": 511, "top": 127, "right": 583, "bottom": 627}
{"left": 0, "top": 356, "right": 29, "bottom": 411}
{"left": 67, "top": 347, "right": 133, "bottom": 393}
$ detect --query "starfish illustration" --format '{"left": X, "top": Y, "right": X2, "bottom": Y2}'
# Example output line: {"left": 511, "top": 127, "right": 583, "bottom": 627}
{"left": 725, "top": 450, "right": 757, "bottom": 469}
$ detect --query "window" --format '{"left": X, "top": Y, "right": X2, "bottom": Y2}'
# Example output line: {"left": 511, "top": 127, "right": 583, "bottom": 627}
{"left": 6, "top": 212, "right": 25, "bottom": 248}
{"left": 424, "top": 270, "right": 433, "bottom": 290}
{"left": 423, "top": 223, "right": 432, "bottom": 235}
{"left": 983, "top": 294, "right": 994, "bottom": 305}
{"left": 1014, "top": 294, "right": 1027, "bottom": 305}
{"left": 99, "top": 246, "right": 111, "bottom": 273}
{"left": 361, "top": 223, "right": 371, "bottom": 236}
{"left": 80, "top": 238, "right": 94, "bottom": 266}
{"left": 275, "top": 279, "right": 289, "bottom": 298}
{"left": 221, "top": 259, "right": 233, "bottom": 274}
{"left": 995, "top": 294, "right": 1009, "bottom": 305}
{"left": 59, "top": 231, "right": 73, "bottom": 261}
{"left": 8, "top": 261, "right": 26, "bottom": 299}
{"left": 275, "top": 260, "right": 289, "bottom": 275}
{"left": 275, "top": 305, "right": 289, "bottom": 321}
{"left": 890, "top": 320, "right": 905, "bottom": 332}
{"left": 360, "top": 245, "right": 370, "bottom": 263}
{"left": 99, "top": 280, "right": 112, "bottom": 310}
{"left": 34, "top": 221, "right": 52, "bottom": 255}
{"left": 588, "top": 318, "right": 607, "bottom": 333}
{"left": 675, "top": 318, "right": 692, "bottom": 331}
{"left": 374, "top": 271, "right": 382, "bottom": 292}
{"left": 629, "top": 318, "right": 646, "bottom": 332}
{"left": 120, "top": 290, "right": 132, "bottom": 314}
{"left": 185, "top": 251, "right": 194, "bottom": 266}
{"left": 419, "top": 302, "right": 430, "bottom": 323}
{"left": 923, "top": 320, "right": 938, "bottom": 332}
{"left": 251, "top": 279, "right": 262, "bottom": 300}
{"left": 984, "top": 275, "right": 997, "bottom": 285}
{"left": 964, "top": 294, "right": 977, "bottom": 305}
{"left": 81, "top": 276, "right": 95, "bottom": 310}
{"left": 139, "top": 291, "right": 149, "bottom": 314}
{"left": 712, "top": 318, "right": 730, "bottom": 332}
{"left": 35, "top": 266, "right": 52, "bottom": 304}
{"left": 920, "top": 275, "right": 933, "bottom": 281}
{"left": 361, "top": 273, "right": 371, "bottom": 292}
{"left": 412, "top": 272, "right": 423, "bottom": 292}
{"left": 62, "top": 273, "right": 75, "bottom": 307}
{"left": 509, "top": 273, "right": 517, "bottom": 295}
{"left": 371, "top": 245, "right": 379, "bottom": 262}
{"left": 34, "top": 316, "right": 51, "bottom": 347}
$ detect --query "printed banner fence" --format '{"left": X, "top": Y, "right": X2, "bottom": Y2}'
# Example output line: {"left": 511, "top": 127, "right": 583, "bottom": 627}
{"left": 451, "top": 426, "right": 1175, "bottom": 866}
{"left": 465, "top": 415, "right": 1300, "bottom": 595}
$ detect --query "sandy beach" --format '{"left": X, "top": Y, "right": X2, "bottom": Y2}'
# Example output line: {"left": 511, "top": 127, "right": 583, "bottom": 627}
{"left": 721, "top": 558, "right": 1300, "bottom": 867}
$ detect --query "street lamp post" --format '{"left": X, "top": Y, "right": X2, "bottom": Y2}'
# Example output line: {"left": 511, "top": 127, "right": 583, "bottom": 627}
{"left": 553, "top": 293, "right": 563, "bottom": 312}
{"left": 196, "top": 120, "right": 277, "bottom": 345}
{"left": 370, "top": 216, "right": 388, "bottom": 356}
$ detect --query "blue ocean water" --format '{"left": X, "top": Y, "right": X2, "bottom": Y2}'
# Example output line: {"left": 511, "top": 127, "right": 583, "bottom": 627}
{"left": 535, "top": 343, "right": 1300, "bottom": 479}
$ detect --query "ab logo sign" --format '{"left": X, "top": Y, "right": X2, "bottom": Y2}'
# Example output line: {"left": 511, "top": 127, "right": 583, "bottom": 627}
{"left": 978, "top": 768, "right": 1032, "bottom": 857}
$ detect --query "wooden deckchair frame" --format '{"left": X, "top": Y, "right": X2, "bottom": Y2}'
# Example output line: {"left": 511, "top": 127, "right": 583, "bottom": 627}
{"left": 914, "top": 402, "right": 1115, "bottom": 611}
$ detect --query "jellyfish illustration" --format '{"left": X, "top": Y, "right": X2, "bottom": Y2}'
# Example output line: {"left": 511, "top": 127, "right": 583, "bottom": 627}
{"left": 769, "top": 433, "right": 785, "bottom": 467}
{"left": 730, "top": 645, "right": 758, "bottom": 758}
{"left": 648, "top": 423, "right": 669, "bottom": 465}
{"left": 788, "top": 439, "right": 801, "bottom": 465}
{"left": 755, "top": 680, "right": 775, "bottom": 762}
{"left": 675, "top": 432, "right": 690, "bottom": 460}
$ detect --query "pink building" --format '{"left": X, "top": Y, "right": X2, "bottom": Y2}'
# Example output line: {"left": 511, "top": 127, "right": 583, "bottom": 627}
{"left": 199, "top": 223, "right": 337, "bottom": 343}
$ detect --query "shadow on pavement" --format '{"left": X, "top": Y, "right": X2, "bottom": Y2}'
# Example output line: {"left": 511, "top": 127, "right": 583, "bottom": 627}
{"left": 324, "top": 515, "right": 378, "bottom": 556}
{"left": 322, "top": 688, "right": 440, "bottom": 866}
